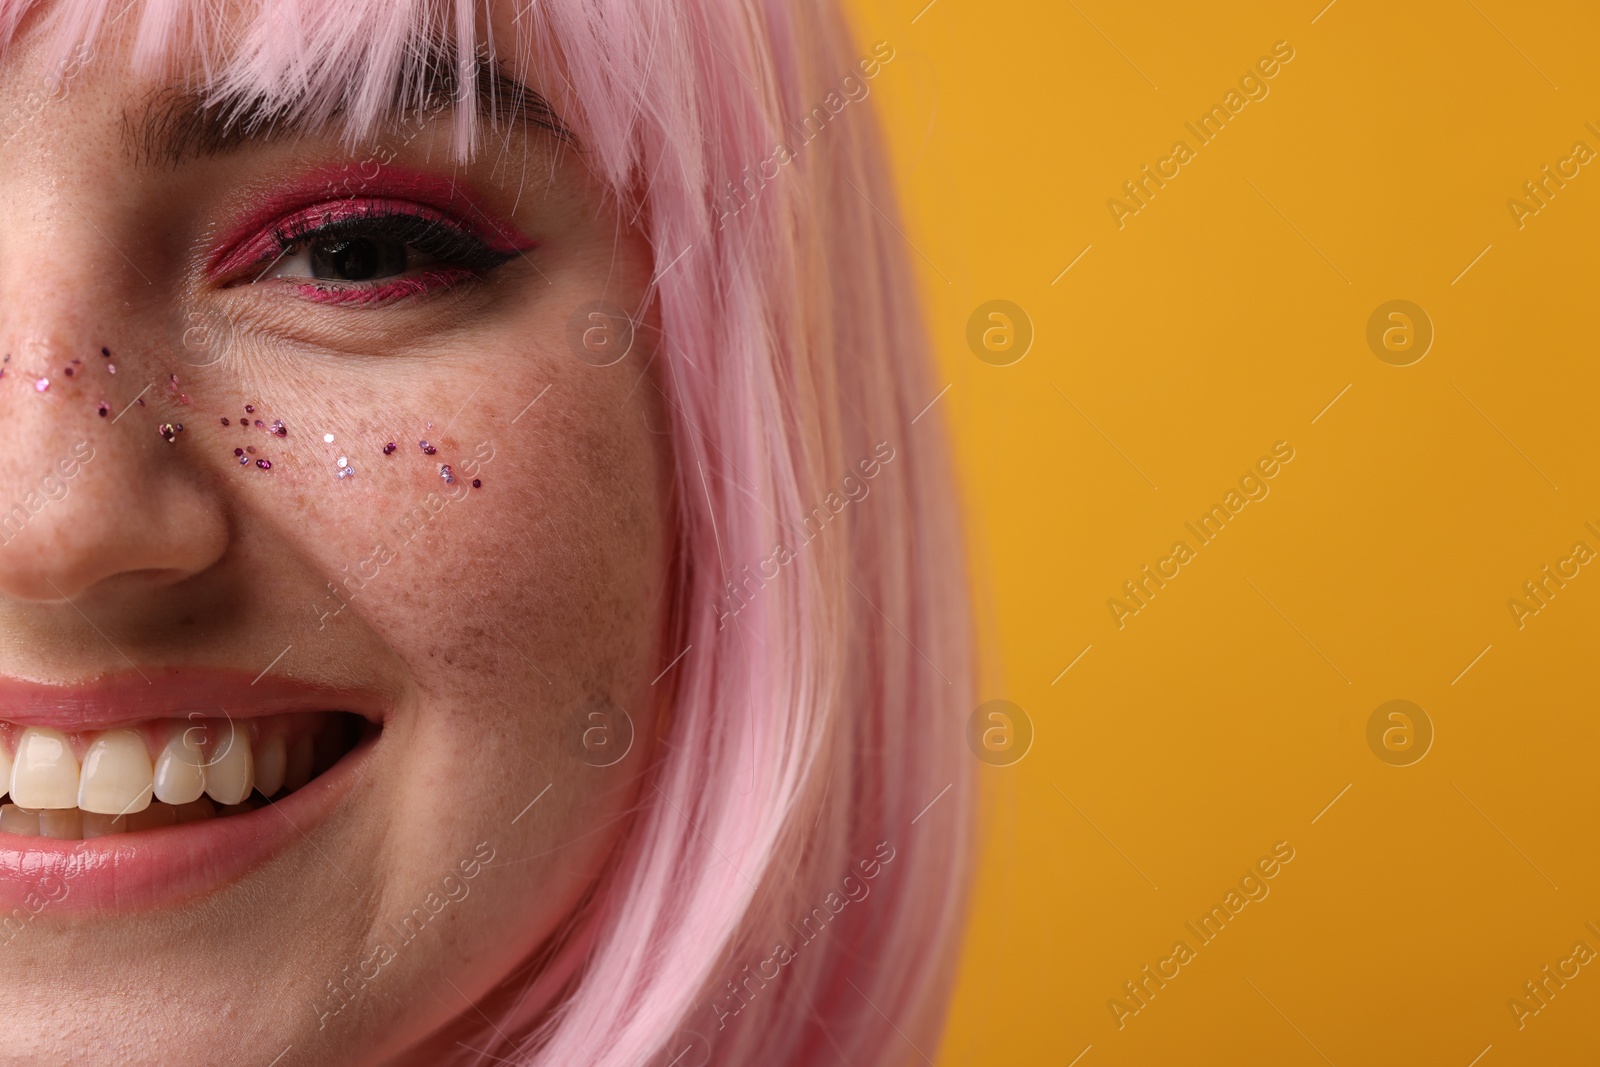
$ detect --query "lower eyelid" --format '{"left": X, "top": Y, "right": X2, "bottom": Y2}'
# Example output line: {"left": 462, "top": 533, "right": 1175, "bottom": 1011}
{"left": 288, "top": 269, "right": 476, "bottom": 306}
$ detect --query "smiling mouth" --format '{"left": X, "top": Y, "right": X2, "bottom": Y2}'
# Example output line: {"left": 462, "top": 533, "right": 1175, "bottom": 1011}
{"left": 0, "top": 711, "right": 367, "bottom": 841}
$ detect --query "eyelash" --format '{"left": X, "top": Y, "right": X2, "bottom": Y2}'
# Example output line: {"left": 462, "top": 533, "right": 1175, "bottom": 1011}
{"left": 234, "top": 201, "right": 520, "bottom": 304}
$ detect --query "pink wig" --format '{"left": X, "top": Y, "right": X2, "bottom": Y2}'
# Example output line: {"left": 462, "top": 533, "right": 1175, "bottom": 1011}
{"left": 0, "top": 1, "right": 976, "bottom": 1063}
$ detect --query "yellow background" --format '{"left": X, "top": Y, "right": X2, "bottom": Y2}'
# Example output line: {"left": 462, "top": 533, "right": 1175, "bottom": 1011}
{"left": 845, "top": 0, "right": 1600, "bottom": 1063}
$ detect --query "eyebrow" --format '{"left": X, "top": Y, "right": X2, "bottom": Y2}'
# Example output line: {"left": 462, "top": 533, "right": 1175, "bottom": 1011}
{"left": 125, "top": 54, "right": 574, "bottom": 167}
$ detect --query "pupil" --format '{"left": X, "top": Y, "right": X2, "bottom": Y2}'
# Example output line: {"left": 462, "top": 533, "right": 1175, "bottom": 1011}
{"left": 310, "top": 237, "right": 408, "bottom": 281}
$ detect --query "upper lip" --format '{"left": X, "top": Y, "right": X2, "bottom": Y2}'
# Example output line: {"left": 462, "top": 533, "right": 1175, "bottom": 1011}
{"left": 0, "top": 669, "right": 389, "bottom": 732}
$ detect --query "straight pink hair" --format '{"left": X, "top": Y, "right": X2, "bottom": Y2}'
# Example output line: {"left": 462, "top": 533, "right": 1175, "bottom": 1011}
{"left": 0, "top": 2, "right": 976, "bottom": 1063}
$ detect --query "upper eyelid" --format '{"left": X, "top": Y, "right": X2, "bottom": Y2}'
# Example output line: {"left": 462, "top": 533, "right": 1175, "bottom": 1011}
{"left": 219, "top": 201, "right": 495, "bottom": 283}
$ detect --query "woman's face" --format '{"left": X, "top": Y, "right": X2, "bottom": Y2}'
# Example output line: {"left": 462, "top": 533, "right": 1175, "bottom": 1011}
{"left": 0, "top": 14, "right": 669, "bottom": 1065}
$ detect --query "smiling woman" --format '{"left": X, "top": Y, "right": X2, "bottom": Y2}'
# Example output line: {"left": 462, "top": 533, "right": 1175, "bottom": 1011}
{"left": 0, "top": 1, "right": 972, "bottom": 1065}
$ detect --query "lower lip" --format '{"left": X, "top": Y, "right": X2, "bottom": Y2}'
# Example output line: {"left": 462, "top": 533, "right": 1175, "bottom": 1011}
{"left": 0, "top": 729, "right": 375, "bottom": 915}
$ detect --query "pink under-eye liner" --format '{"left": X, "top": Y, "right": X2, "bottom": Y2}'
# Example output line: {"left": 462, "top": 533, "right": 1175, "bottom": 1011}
{"left": 208, "top": 164, "right": 535, "bottom": 281}
{"left": 296, "top": 269, "right": 475, "bottom": 305}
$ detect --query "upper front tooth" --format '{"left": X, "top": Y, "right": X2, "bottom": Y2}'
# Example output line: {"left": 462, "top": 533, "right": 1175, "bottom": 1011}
{"left": 10, "top": 728, "right": 80, "bottom": 809}
{"left": 153, "top": 726, "right": 206, "bottom": 805}
{"left": 78, "top": 729, "right": 155, "bottom": 815}
{"left": 204, "top": 724, "right": 254, "bottom": 805}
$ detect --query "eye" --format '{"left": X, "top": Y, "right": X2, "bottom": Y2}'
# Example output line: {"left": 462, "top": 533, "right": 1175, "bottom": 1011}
{"left": 221, "top": 199, "right": 527, "bottom": 302}
{"left": 291, "top": 233, "right": 413, "bottom": 283}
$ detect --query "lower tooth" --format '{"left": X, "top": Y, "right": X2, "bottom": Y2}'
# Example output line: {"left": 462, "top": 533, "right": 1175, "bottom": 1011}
{"left": 39, "top": 809, "right": 83, "bottom": 839}
{"left": 127, "top": 803, "right": 177, "bottom": 832}
{"left": 0, "top": 804, "right": 40, "bottom": 837}
{"left": 82, "top": 812, "right": 128, "bottom": 838}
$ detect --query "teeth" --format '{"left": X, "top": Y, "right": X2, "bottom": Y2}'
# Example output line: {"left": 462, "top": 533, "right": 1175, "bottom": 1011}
{"left": 128, "top": 803, "right": 178, "bottom": 831}
{"left": 40, "top": 808, "right": 83, "bottom": 839}
{"left": 78, "top": 729, "right": 154, "bottom": 815}
{"left": 153, "top": 726, "right": 207, "bottom": 805}
{"left": 284, "top": 735, "right": 314, "bottom": 792}
{"left": 10, "top": 728, "right": 81, "bottom": 809}
{"left": 203, "top": 724, "right": 254, "bottom": 806}
{"left": 82, "top": 812, "right": 128, "bottom": 838}
{"left": 0, "top": 804, "right": 39, "bottom": 836}
{"left": 254, "top": 735, "right": 286, "bottom": 798}
{"left": 0, "top": 713, "right": 347, "bottom": 836}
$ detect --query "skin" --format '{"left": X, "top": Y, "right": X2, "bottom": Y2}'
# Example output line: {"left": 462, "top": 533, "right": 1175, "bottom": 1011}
{"left": 0, "top": 10, "right": 671, "bottom": 1066}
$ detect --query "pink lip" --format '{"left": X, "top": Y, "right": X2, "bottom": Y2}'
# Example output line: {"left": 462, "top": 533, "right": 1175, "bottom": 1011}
{"left": 208, "top": 163, "right": 535, "bottom": 278}
{"left": 0, "top": 668, "right": 390, "bottom": 731}
{"left": 0, "top": 725, "right": 376, "bottom": 914}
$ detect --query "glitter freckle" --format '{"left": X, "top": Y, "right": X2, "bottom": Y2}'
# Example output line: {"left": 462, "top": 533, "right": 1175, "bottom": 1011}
{"left": 254, "top": 419, "right": 264, "bottom": 429}
{"left": 63, "top": 367, "right": 74, "bottom": 377}
{"left": 323, "top": 433, "right": 335, "bottom": 444}
{"left": 234, "top": 448, "right": 243, "bottom": 456}
{"left": 238, "top": 455, "right": 249, "bottom": 465}
{"left": 383, "top": 442, "right": 397, "bottom": 455}
{"left": 472, "top": 479, "right": 482, "bottom": 489}
{"left": 96, "top": 402, "right": 109, "bottom": 417}
{"left": 419, "top": 440, "right": 436, "bottom": 455}
{"left": 157, "top": 423, "right": 180, "bottom": 443}
{"left": 256, "top": 459, "right": 272, "bottom": 470}
{"left": 33, "top": 378, "right": 48, "bottom": 392}
{"left": 100, "top": 347, "right": 109, "bottom": 357}
{"left": 246, "top": 446, "right": 256, "bottom": 454}
{"left": 439, "top": 464, "right": 455, "bottom": 485}
{"left": 270, "top": 420, "right": 287, "bottom": 437}
{"left": 107, "top": 364, "right": 116, "bottom": 375}
{"left": 221, "top": 417, "right": 230, "bottom": 426}
{"left": 244, "top": 404, "right": 255, "bottom": 414}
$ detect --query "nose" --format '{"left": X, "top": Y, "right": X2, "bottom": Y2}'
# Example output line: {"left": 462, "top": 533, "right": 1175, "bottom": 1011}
{"left": 0, "top": 262, "right": 228, "bottom": 605}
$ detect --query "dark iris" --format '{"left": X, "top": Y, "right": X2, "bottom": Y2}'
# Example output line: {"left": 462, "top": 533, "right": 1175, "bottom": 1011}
{"left": 310, "top": 236, "right": 410, "bottom": 282}
{"left": 264, "top": 211, "right": 516, "bottom": 290}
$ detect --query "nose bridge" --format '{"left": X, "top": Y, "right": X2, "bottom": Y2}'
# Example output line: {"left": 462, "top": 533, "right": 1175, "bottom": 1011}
{"left": 0, "top": 187, "right": 228, "bottom": 602}
{"left": 0, "top": 311, "right": 114, "bottom": 513}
